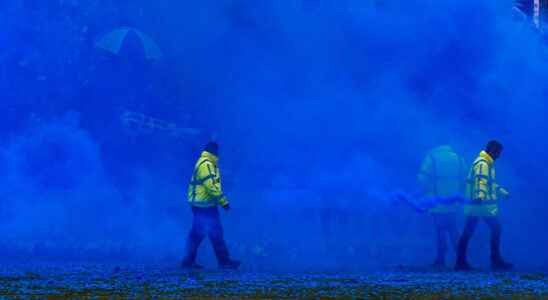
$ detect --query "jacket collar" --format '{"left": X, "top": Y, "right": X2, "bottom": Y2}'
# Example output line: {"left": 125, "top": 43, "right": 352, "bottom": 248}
{"left": 479, "top": 150, "right": 494, "bottom": 165}
{"left": 201, "top": 151, "right": 219, "bottom": 163}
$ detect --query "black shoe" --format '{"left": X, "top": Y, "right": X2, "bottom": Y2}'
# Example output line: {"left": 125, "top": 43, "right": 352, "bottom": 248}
{"left": 455, "top": 262, "right": 475, "bottom": 271}
{"left": 492, "top": 259, "right": 513, "bottom": 271}
{"left": 219, "top": 259, "right": 241, "bottom": 270}
{"left": 181, "top": 261, "right": 204, "bottom": 270}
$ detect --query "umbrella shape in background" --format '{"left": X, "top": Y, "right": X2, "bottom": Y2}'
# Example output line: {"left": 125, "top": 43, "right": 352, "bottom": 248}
{"left": 95, "top": 27, "right": 163, "bottom": 61}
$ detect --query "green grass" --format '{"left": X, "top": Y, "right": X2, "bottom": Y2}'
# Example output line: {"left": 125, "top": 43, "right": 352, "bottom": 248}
{"left": 0, "top": 267, "right": 546, "bottom": 299}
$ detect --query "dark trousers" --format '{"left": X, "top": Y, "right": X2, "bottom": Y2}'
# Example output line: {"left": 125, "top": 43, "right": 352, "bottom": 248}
{"left": 433, "top": 213, "right": 459, "bottom": 264}
{"left": 456, "top": 216, "right": 503, "bottom": 264}
{"left": 182, "top": 206, "right": 230, "bottom": 265}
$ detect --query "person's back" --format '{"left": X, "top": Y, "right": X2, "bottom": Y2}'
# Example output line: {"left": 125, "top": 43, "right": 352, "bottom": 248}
{"left": 418, "top": 145, "right": 466, "bottom": 213}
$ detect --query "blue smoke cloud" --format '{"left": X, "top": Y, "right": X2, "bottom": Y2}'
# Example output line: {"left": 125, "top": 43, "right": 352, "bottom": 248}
{"left": 1, "top": 0, "right": 548, "bottom": 270}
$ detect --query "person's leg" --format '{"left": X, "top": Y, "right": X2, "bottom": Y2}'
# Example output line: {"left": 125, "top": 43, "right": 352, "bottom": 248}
{"left": 181, "top": 207, "right": 206, "bottom": 267}
{"left": 206, "top": 207, "right": 232, "bottom": 266}
{"left": 485, "top": 217, "right": 513, "bottom": 269}
{"left": 484, "top": 217, "right": 502, "bottom": 262}
{"left": 433, "top": 214, "right": 447, "bottom": 266}
{"left": 456, "top": 216, "right": 479, "bottom": 269}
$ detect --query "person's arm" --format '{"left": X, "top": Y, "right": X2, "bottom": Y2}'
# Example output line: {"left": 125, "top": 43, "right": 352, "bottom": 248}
{"left": 493, "top": 182, "right": 509, "bottom": 199}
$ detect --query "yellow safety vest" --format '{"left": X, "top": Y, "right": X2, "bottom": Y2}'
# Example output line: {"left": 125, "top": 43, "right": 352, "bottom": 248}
{"left": 187, "top": 151, "right": 228, "bottom": 208}
{"left": 464, "top": 151, "right": 501, "bottom": 217}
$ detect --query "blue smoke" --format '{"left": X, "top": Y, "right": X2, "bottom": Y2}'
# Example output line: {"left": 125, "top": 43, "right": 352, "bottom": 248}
{"left": 1, "top": 0, "right": 547, "bottom": 270}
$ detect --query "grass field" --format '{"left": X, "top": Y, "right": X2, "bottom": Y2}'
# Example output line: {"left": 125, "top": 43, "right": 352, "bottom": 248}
{"left": 0, "top": 263, "right": 546, "bottom": 299}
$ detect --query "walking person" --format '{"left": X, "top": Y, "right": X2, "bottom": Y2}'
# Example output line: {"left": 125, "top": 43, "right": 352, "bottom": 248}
{"left": 455, "top": 140, "right": 513, "bottom": 271}
{"left": 417, "top": 145, "right": 466, "bottom": 268}
{"left": 181, "top": 141, "right": 241, "bottom": 270}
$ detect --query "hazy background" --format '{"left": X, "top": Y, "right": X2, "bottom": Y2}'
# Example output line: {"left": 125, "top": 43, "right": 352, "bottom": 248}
{"left": 1, "top": 0, "right": 547, "bottom": 271}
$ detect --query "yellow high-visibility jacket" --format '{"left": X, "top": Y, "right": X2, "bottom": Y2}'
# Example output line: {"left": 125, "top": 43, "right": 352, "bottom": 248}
{"left": 187, "top": 151, "right": 228, "bottom": 208}
{"left": 464, "top": 150, "right": 508, "bottom": 217}
{"left": 417, "top": 145, "right": 466, "bottom": 214}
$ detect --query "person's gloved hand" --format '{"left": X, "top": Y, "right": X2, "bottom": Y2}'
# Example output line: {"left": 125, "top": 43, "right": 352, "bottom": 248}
{"left": 499, "top": 188, "right": 510, "bottom": 199}
{"left": 222, "top": 204, "right": 231, "bottom": 211}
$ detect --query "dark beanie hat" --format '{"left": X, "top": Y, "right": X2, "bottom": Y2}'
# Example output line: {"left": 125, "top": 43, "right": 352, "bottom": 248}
{"left": 486, "top": 140, "right": 502, "bottom": 152}
{"left": 204, "top": 141, "right": 219, "bottom": 156}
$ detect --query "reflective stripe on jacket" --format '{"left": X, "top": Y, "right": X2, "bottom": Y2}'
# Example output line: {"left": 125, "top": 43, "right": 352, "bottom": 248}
{"left": 187, "top": 151, "right": 228, "bottom": 208}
